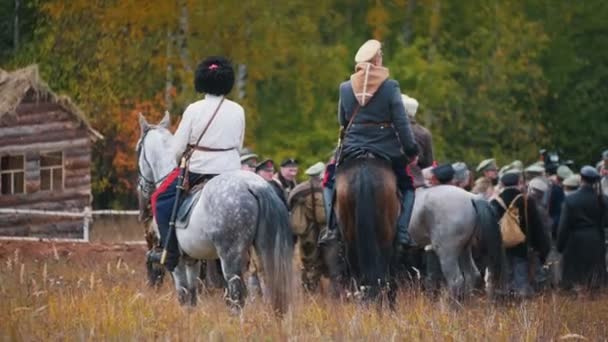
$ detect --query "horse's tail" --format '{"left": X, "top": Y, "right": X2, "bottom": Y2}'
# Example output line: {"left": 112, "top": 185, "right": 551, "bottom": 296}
{"left": 249, "top": 184, "right": 293, "bottom": 314}
{"left": 472, "top": 199, "right": 505, "bottom": 292}
{"left": 352, "top": 161, "right": 388, "bottom": 291}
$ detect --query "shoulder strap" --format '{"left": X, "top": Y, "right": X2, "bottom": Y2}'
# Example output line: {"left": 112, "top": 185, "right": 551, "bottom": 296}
{"left": 193, "top": 97, "right": 226, "bottom": 148}
{"left": 509, "top": 194, "right": 523, "bottom": 210}
{"left": 494, "top": 195, "right": 508, "bottom": 211}
{"left": 344, "top": 104, "right": 361, "bottom": 134}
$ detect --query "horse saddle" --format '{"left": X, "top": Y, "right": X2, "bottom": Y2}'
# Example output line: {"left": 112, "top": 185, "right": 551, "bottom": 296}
{"left": 176, "top": 181, "right": 206, "bottom": 229}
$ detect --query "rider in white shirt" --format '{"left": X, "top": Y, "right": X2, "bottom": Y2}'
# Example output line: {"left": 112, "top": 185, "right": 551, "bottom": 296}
{"left": 151, "top": 56, "right": 245, "bottom": 271}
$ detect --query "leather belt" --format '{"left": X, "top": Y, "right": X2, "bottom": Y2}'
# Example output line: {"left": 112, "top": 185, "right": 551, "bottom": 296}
{"left": 188, "top": 144, "right": 235, "bottom": 152}
{"left": 352, "top": 121, "right": 392, "bottom": 128}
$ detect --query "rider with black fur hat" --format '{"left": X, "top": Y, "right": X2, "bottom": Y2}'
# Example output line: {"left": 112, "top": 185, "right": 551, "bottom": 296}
{"left": 149, "top": 56, "right": 245, "bottom": 271}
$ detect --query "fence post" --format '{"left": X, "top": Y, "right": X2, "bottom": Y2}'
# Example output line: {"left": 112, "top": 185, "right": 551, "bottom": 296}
{"left": 83, "top": 206, "right": 92, "bottom": 242}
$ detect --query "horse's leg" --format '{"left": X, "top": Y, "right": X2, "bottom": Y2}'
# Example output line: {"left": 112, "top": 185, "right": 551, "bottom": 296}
{"left": 436, "top": 245, "right": 465, "bottom": 301}
{"left": 458, "top": 245, "right": 481, "bottom": 297}
{"left": 217, "top": 247, "right": 247, "bottom": 313}
{"left": 184, "top": 258, "right": 201, "bottom": 306}
{"left": 172, "top": 259, "right": 190, "bottom": 306}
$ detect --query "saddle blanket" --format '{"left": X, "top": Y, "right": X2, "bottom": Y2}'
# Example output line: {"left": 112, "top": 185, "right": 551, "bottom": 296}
{"left": 176, "top": 188, "right": 203, "bottom": 229}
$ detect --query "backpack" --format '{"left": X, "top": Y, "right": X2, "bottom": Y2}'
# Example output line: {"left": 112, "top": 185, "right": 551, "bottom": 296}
{"left": 494, "top": 193, "right": 527, "bottom": 248}
{"left": 288, "top": 182, "right": 325, "bottom": 236}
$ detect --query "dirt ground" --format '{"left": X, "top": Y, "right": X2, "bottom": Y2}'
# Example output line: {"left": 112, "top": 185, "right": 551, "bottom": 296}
{"left": 0, "top": 240, "right": 147, "bottom": 264}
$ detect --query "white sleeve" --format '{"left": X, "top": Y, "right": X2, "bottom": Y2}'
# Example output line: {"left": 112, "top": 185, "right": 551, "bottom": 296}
{"left": 239, "top": 107, "right": 245, "bottom": 149}
{"left": 172, "top": 105, "right": 192, "bottom": 163}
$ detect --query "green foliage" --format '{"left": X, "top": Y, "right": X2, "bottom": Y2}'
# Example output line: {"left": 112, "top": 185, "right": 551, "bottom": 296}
{"left": 1, "top": 0, "right": 606, "bottom": 207}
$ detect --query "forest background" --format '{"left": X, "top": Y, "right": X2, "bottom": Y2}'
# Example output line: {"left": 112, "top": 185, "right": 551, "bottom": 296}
{"left": 1, "top": 0, "right": 606, "bottom": 209}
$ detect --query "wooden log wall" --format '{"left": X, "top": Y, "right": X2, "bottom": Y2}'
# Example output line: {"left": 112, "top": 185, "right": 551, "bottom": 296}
{"left": 0, "top": 99, "right": 94, "bottom": 238}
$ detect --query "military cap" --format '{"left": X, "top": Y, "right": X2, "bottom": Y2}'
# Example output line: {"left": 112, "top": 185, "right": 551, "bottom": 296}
{"left": 305, "top": 162, "right": 325, "bottom": 177}
{"left": 525, "top": 163, "right": 545, "bottom": 174}
{"left": 510, "top": 160, "right": 524, "bottom": 171}
{"left": 476, "top": 158, "right": 497, "bottom": 173}
{"left": 580, "top": 165, "right": 600, "bottom": 182}
{"left": 562, "top": 174, "right": 581, "bottom": 188}
{"left": 401, "top": 94, "right": 419, "bottom": 117}
{"left": 280, "top": 158, "right": 298, "bottom": 167}
{"left": 255, "top": 159, "right": 275, "bottom": 173}
{"left": 556, "top": 165, "right": 574, "bottom": 180}
{"left": 239, "top": 147, "right": 258, "bottom": 163}
{"left": 452, "top": 162, "right": 469, "bottom": 180}
{"left": 528, "top": 177, "right": 549, "bottom": 193}
{"left": 498, "top": 164, "right": 513, "bottom": 178}
{"left": 432, "top": 163, "right": 455, "bottom": 184}
{"left": 355, "top": 39, "right": 382, "bottom": 63}
{"left": 500, "top": 171, "right": 521, "bottom": 187}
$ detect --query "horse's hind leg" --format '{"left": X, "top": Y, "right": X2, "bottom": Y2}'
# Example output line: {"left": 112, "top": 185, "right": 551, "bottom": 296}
{"left": 217, "top": 247, "right": 247, "bottom": 312}
{"left": 458, "top": 245, "right": 481, "bottom": 297}
{"left": 436, "top": 246, "right": 465, "bottom": 301}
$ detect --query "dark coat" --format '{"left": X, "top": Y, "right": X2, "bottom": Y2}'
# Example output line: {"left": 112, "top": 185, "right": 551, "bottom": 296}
{"left": 409, "top": 118, "right": 434, "bottom": 188}
{"left": 339, "top": 79, "right": 419, "bottom": 162}
{"left": 490, "top": 187, "right": 551, "bottom": 262}
{"left": 548, "top": 183, "right": 565, "bottom": 239}
{"left": 269, "top": 180, "right": 288, "bottom": 208}
{"left": 557, "top": 185, "right": 607, "bottom": 288}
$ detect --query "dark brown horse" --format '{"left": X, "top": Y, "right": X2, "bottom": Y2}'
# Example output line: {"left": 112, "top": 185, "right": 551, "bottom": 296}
{"left": 335, "top": 156, "right": 401, "bottom": 304}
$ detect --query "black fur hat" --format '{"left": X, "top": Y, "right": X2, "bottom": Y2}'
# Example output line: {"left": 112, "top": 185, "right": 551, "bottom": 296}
{"left": 194, "top": 56, "right": 235, "bottom": 95}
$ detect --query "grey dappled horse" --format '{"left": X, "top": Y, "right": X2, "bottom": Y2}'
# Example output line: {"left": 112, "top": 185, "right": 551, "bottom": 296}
{"left": 136, "top": 113, "right": 293, "bottom": 313}
{"left": 409, "top": 185, "right": 506, "bottom": 299}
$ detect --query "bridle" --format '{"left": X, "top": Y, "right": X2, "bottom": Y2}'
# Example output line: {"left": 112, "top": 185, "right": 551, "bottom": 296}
{"left": 136, "top": 127, "right": 172, "bottom": 198}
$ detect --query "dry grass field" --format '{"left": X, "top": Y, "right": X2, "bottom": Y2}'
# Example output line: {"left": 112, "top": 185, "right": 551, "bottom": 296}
{"left": 1, "top": 240, "right": 607, "bottom": 341}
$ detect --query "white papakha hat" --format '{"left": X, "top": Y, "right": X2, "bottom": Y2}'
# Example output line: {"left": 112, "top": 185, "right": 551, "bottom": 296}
{"left": 355, "top": 39, "right": 382, "bottom": 63}
{"left": 401, "top": 94, "right": 419, "bottom": 117}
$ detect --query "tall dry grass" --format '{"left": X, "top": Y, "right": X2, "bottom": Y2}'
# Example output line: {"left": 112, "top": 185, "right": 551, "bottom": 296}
{"left": 1, "top": 246, "right": 607, "bottom": 341}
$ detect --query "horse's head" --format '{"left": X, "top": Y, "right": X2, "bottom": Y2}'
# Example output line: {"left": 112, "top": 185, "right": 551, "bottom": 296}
{"left": 136, "top": 112, "right": 175, "bottom": 221}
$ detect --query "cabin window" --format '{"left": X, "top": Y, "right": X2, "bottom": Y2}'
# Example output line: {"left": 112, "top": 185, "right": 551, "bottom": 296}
{"left": 40, "top": 151, "right": 64, "bottom": 191}
{"left": 1, "top": 155, "right": 25, "bottom": 195}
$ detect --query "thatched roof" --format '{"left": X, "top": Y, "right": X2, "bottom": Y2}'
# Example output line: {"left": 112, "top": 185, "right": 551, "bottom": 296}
{"left": 0, "top": 65, "right": 103, "bottom": 140}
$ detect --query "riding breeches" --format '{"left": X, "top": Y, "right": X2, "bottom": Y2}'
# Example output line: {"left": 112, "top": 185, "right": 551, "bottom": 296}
{"left": 153, "top": 171, "right": 207, "bottom": 265}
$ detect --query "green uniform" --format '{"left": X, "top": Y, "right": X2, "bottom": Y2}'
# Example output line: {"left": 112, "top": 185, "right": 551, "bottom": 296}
{"left": 288, "top": 176, "right": 326, "bottom": 291}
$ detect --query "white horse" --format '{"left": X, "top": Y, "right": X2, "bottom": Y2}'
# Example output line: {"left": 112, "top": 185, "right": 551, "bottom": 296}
{"left": 136, "top": 113, "right": 293, "bottom": 313}
{"left": 409, "top": 185, "right": 505, "bottom": 298}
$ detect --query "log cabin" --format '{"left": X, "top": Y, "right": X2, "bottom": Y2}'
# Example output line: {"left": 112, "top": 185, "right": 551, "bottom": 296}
{"left": 0, "top": 65, "right": 103, "bottom": 238}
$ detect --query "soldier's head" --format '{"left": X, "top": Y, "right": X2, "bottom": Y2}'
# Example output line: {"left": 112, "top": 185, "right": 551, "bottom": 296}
{"left": 562, "top": 174, "right": 581, "bottom": 195}
{"left": 476, "top": 158, "right": 498, "bottom": 183}
{"left": 355, "top": 39, "right": 383, "bottom": 66}
{"left": 500, "top": 170, "right": 522, "bottom": 190}
{"left": 431, "top": 164, "right": 455, "bottom": 185}
{"left": 194, "top": 56, "right": 235, "bottom": 95}
{"left": 305, "top": 162, "right": 325, "bottom": 180}
{"left": 280, "top": 158, "right": 299, "bottom": 182}
{"left": 452, "top": 162, "right": 470, "bottom": 190}
{"left": 580, "top": 165, "right": 600, "bottom": 185}
{"left": 527, "top": 177, "right": 548, "bottom": 201}
{"left": 255, "top": 159, "right": 275, "bottom": 181}
{"left": 239, "top": 148, "right": 258, "bottom": 172}
{"left": 556, "top": 165, "right": 574, "bottom": 184}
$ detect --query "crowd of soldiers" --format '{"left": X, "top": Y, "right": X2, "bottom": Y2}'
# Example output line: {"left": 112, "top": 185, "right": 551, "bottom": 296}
{"left": 238, "top": 118, "right": 608, "bottom": 296}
